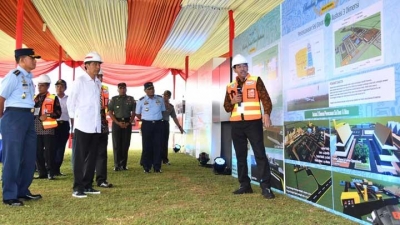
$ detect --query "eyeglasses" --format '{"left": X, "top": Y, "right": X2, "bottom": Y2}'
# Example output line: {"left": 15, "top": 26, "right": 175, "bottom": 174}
{"left": 118, "top": 86, "right": 126, "bottom": 89}
{"left": 146, "top": 87, "right": 154, "bottom": 90}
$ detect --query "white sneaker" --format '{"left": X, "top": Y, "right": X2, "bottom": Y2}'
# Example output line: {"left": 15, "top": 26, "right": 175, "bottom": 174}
{"left": 72, "top": 191, "right": 87, "bottom": 198}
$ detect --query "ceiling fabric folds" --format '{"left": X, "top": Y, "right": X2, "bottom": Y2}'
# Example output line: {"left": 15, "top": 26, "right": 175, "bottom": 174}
{"left": 125, "top": 0, "right": 181, "bottom": 66}
{"left": 0, "top": 60, "right": 59, "bottom": 78}
{"left": 0, "top": 0, "right": 69, "bottom": 61}
{"left": 90, "top": 63, "right": 173, "bottom": 87}
{"left": 189, "top": 0, "right": 283, "bottom": 70}
{"left": 32, "top": 0, "right": 128, "bottom": 64}
{"left": 0, "top": 30, "right": 27, "bottom": 62}
{"left": 151, "top": 0, "right": 230, "bottom": 69}
{"left": 0, "top": 0, "right": 284, "bottom": 83}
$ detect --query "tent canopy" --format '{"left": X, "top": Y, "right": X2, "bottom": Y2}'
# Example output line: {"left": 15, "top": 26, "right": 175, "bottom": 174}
{"left": 0, "top": 0, "right": 282, "bottom": 84}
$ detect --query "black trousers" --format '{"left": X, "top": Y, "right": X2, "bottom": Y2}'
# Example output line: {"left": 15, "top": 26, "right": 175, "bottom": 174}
{"left": 54, "top": 121, "right": 70, "bottom": 173}
{"left": 160, "top": 121, "right": 170, "bottom": 163}
{"left": 112, "top": 121, "right": 132, "bottom": 168}
{"left": 36, "top": 134, "right": 55, "bottom": 177}
{"left": 95, "top": 133, "right": 109, "bottom": 185}
{"left": 72, "top": 129, "right": 101, "bottom": 192}
{"left": 231, "top": 119, "right": 272, "bottom": 189}
{"left": 141, "top": 120, "right": 162, "bottom": 171}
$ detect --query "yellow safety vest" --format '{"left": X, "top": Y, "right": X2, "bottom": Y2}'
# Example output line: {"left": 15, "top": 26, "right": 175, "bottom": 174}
{"left": 41, "top": 93, "right": 58, "bottom": 129}
{"left": 101, "top": 85, "right": 109, "bottom": 113}
{"left": 226, "top": 75, "right": 261, "bottom": 121}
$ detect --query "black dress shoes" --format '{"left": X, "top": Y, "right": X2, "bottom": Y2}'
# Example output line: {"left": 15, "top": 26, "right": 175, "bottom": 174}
{"left": 3, "top": 199, "right": 24, "bottom": 206}
{"left": 262, "top": 188, "right": 275, "bottom": 199}
{"left": 232, "top": 186, "right": 254, "bottom": 194}
{"left": 18, "top": 194, "right": 42, "bottom": 200}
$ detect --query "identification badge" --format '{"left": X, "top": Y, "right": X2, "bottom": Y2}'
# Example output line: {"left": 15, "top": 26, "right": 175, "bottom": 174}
{"left": 34, "top": 107, "right": 40, "bottom": 116}
{"left": 247, "top": 89, "right": 256, "bottom": 99}
{"left": 237, "top": 106, "right": 244, "bottom": 114}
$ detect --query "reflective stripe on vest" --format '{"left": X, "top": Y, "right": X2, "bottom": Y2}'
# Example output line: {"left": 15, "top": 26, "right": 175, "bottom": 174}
{"left": 101, "top": 85, "right": 109, "bottom": 112}
{"left": 41, "top": 93, "right": 58, "bottom": 129}
{"left": 227, "top": 75, "right": 261, "bottom": 121}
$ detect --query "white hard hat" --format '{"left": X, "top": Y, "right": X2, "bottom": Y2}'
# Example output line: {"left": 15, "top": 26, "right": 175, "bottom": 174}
{"left": 37, "top": 74, "right": 51, "bottom": 84}
{"left": 232, "top": 54, "right": 248, "bottom": 68}
{"left": 84, "top": 52, "right": 103, "bottom": 63}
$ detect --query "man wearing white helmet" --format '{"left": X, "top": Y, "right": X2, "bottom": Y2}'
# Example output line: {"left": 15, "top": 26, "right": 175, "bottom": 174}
{"left": 33, "top": 74, "right": 61, "bottom": 180}
{"left": 224, "top": 54, "right": 275, "bottom": 199}
{"left": 67, "top": 52, "right": 103, "bottom": 198}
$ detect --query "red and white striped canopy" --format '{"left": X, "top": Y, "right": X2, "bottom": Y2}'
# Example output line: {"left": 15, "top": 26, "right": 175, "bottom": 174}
{"left": 0, "top": 0, "right": 282, "bottom": 85}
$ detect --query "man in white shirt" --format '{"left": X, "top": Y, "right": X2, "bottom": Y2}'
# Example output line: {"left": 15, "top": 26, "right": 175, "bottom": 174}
{"left": 53, "top": 79, "right": 72, "bottom": 176}
{"left": 67, "top": 52, "right": 103, "bottom": 198}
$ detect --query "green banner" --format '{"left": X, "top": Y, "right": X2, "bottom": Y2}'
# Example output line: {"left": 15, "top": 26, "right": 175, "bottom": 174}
{"left": 304, "top": 106, "right": 359, "bottom": 119}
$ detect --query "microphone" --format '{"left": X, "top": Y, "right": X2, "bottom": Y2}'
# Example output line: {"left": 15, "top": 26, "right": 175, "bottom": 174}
{"left": 237, "top": 87, "right": 242, "bottom": 106}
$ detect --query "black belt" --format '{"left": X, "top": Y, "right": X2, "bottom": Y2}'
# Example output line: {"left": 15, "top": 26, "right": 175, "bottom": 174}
{"left": 142, "top": 120, "right": 162, "bottom": 123}
{"left": 6, "top": 107, "right": 33, "bottom": 113}
{"left": 57, "top": 120, "right": 69, "bottom": 124}
{"left": 116, "top": 118, "right": 130, "bottom": 122}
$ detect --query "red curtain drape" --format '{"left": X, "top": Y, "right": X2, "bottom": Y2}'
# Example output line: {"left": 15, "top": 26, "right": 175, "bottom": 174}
{"left": 0, "top": 61, "right": 59, "bottom": 78}
{"left": 78, "top": 63, "right": 171, "bottom": 87}
{"left": 125, "top": 0, "right": 181, "bottom": 66}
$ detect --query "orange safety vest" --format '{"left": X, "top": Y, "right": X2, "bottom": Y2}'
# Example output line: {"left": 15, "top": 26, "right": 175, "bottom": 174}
{"left": 101, "top": 85, "right": 109, "bottom": 112}
{"left": 41, "top": 93, "right": 58, "bottom": 129}
{"left": 226, "top": 75, "right": 261, "bottom": 121}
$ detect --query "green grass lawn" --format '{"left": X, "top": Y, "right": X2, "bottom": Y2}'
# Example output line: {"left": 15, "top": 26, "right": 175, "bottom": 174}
{"left": 0, "top": 150, "right": 358, "bottom": 225}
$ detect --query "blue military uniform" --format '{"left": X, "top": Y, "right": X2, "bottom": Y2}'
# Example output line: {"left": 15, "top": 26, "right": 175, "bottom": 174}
{"left": 0, "top": 66, "right": 37, "bottom": 203}
{"left": 136, "top": 82, "right": 165, "bottom": 173}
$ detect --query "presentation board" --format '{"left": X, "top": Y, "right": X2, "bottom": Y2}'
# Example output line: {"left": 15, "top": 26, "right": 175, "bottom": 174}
{"left": 233, "top": 0, "right": 400, "bottom": 223}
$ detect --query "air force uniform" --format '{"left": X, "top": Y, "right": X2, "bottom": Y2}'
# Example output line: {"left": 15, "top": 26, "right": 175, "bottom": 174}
{"left": 0, "top": 48, "right": 41, "bottom": 204}
{"left": 136, "top": 82, "right": 165, "bottom": 172}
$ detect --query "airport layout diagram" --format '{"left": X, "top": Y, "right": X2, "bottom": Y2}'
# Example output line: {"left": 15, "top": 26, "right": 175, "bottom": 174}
{"left": 288, "top": 30, "right": 325, "bottom": 85}
{"left": 333, "top": 2, "right": 383, "bottom": 74}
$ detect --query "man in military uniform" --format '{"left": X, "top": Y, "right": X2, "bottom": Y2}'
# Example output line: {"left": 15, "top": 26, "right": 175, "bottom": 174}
{"left": 0, "top": 48, "right": 42, "bottom": 206}
{"left": 136, "top": 82, "right": 165, "bottom": 173}
{"left": 161, "top": 90, "right": 184, "bottom": 165}
{"left": 34, "top": 74, "right": 61, "bottom": 180}
{"left": 95, "top": 70, "right": 113, "bottom": 188}
{"left": 108, "top": 82, "right": 136, "bottom": 171}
